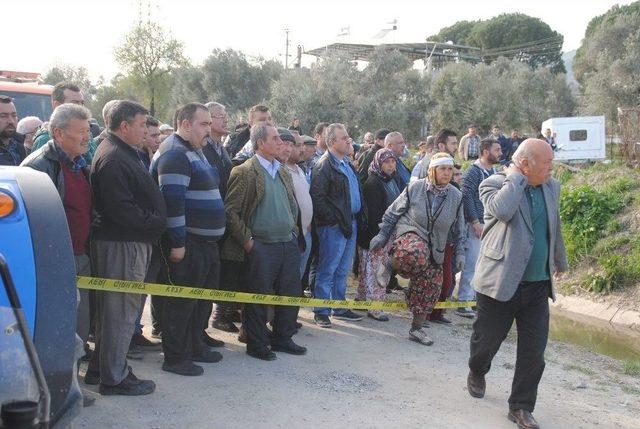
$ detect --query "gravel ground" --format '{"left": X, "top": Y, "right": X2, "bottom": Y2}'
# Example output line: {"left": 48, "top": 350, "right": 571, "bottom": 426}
{"left": 75, "top": 295, "right": 640, "bottom": 429}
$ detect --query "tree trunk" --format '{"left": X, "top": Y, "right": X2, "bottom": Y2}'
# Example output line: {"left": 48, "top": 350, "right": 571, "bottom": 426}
{"left": 149, "top": 82, "right": 155, "bottom": 117}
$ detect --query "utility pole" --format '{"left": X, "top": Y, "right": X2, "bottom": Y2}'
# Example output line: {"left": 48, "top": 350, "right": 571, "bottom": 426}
{"left": 284, "top": 28, "right": 290, "bottom": 69}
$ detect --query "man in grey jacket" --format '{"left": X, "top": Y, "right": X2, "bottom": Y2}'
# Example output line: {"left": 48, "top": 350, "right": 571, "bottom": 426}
{"left": 466, "top": 139, "right": 568, "bottom": 429}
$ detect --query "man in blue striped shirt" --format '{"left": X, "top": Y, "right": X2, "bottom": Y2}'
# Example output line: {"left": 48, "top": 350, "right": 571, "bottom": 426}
{"left": 151, "top": 103, "right": 226, "bottom": 377}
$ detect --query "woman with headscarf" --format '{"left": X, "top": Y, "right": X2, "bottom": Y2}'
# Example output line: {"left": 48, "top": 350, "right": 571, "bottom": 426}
{"left": 370, "top": 153, "right": 465, "bottom": 345}
{"left": 356, "top": 148, "right": 401, "bottom": 321}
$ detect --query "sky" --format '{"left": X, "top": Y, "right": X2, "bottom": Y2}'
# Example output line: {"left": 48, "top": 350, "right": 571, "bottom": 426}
{"left": 3, "top": 0, "right": 634, "bottom": 81}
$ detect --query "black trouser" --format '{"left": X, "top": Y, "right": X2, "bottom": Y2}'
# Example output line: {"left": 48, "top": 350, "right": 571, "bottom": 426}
{"left": 159, "top": 236, "right": 220, "bottom": 364}
{"left": 468, "top": 280, "right": 551, "bottom": 412}
{"left": 214, "top": 259, "right": 247, "bottom": 321}
{"left": 244, "top": 238, "right": 300, "bottom": 352}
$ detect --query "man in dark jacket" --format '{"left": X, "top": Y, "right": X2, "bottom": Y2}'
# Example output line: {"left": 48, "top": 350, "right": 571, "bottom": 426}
{"left": 85, "top": 100, "right": 166, "bottom": 396}
{"left": 311, "top": 123, "right": 366, "bottom": 328}
{"left": 224, "top": 104, "right": 271, "bottom": 158}
{"left": 203, "top": 102, "right": 241, "bottom": 333}
{"left": 356, "top": 128, "right": 390, "bottom": 182}
{"left": 21, "top": 103, "right": 95, "bottom": 406}
{"left": 21, "top": 103, "right": 92, "bottom": 336}
{"left": 457, "top": 138, "right": 502, "bottom": 319}
{"left": 0, "top": 95, "right": 26, "bottom": 166}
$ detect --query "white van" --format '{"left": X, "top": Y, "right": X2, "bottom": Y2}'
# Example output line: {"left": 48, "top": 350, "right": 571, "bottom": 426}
{"left": 541, "top": 116, "right": 606, "bottom": 161}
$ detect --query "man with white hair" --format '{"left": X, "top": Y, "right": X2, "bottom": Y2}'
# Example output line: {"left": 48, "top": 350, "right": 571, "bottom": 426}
{"left": 466, "top": 138, "right": 568, "bottom": 429}
{"left": 95, "top": 100, "right": 121, "bottom": 145}
{"left": 17, "top": 116, "right": 43, "bottom": 155}
{"left": 21, "top": 103, "right": 95, "bottom": 405}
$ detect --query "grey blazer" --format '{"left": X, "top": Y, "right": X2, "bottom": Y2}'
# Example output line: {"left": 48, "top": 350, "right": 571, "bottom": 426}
{"left": 472, "top": 172, "right": 569, "bottom": 302}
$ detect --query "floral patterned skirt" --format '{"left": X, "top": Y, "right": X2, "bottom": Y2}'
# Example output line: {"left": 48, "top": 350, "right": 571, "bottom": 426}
{"left": 389, "top": 232, "right": 443, "bottom": 315}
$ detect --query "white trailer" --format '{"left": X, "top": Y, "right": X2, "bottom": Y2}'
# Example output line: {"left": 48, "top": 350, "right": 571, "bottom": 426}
{"left": 541, "top": 116, "right": 606, "bottom": 161}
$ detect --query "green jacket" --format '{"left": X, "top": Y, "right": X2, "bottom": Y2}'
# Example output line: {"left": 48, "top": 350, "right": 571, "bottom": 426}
{"left": 222, "top": 155, "right": 299, "bottom": 262}
{"left": 32, "top": 126, "right": 97, "bottom": 165}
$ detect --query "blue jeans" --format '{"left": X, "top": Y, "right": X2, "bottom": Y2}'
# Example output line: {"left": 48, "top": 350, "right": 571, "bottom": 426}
{"left": 300, "top": 231, "right": 312, "bottom": 280}
{"left": 458, "top": 224, "right": 481, "bottom": 302}
{"left": 314, "top": 220, "right": 357, "bottom": 316}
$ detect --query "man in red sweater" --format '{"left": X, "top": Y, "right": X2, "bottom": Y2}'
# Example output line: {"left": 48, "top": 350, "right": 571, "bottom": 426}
{"left": 21, "top": 103, "right": 94, "bottom": 405}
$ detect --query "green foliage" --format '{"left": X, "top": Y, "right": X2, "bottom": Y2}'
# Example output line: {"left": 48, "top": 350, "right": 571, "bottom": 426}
{"left": 584, "top": 236, "right": 640, "bottom": 293}
{"left": 430, "top": 13, "right": 565, "bottom": 72}
{"left": 201, "top": 49, "right": 283, "bottom": 115}
{"left": 623, "top": 360, "right": 640, "bottom": 377}
{"left": 43, "top": 64, "right": 95, "bottom": 97}
{"left": 269, "top": 48, "right": 431, "bottom": 140}
{"left": 574, "top": 7, "right": 640, "bottom": 121}
{"left": 560, "top": 185, "right": 624, "bottom": 264}
{"left": 114, "top": 21, "right": 187, "bottom": 116}
{"left": 428, "top": 58, "right": 575, "bottom": 133}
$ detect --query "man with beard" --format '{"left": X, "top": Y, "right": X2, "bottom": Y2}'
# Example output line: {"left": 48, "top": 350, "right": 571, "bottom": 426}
{"left": 456, "top": 138, "right": 502, "bottom": 319}
{"left": 0, "top": 95, "right": 25, "bottom": 165}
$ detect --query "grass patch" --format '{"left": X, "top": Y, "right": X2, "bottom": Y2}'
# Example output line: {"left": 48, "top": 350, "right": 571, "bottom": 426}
{"left": 563, "top": 364, "right": 597, "bottom": 377}
{"left": 621, "top": 385, "right": 640, "bottom": 396}
{"left": 584, "top": 236, "right": 640, "bottom": 293}
{"left": 623, "top": 360, "right": 640, "bottom": 377}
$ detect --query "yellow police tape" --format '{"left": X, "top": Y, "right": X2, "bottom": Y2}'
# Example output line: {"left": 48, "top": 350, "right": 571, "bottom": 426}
{"left": 76, "top": 276, "right": 476, "bottom": 311}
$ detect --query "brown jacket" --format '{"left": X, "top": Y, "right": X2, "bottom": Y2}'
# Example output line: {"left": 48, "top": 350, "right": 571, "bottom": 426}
{"left": 221, "top": 155, "right": 299, "bottom": 261}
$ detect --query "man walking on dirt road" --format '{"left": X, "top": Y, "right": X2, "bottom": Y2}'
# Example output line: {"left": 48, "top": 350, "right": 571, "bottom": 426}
{"left": 466, "top": 138, "right": 568, "bottom": 429}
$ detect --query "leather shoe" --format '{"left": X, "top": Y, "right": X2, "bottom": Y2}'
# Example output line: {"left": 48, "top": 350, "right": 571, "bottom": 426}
{"left": 192, "top": 349, "right": 223, "bottom": 363}
{"left": 212, "top": 319, "right": 239, "bottom": 333}
{"left": 83, "top": 370, "right": 100, "bottom": 386}
{"left": 467, "top": 371, "right": 485, "bottom": 398}
{"left": 508, "top": 409, "right": 540, "bottom": 429}
{"left": 246, "top": 348, "right": 277, "bottom": 361}
{"left": 271, "top": 340, "right": 307, "bottom": 355}
{"left": 203, "top": 333, "right": 225, "bottom": 348}
{"left": 162, "top": 360, "right": 204, "bottom": 376}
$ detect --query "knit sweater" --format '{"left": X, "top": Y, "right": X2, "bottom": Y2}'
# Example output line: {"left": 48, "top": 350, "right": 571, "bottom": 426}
{"left": 150, "top": 133, "right": 225, "bottom": 247}
{"left": 462, "top": 162, "right": 496, "bottom": 224}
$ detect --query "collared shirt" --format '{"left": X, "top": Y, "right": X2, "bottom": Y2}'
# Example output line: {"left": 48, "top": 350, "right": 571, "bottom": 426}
{"left": 53, "top": 142, "right": 87, "bottom": 173}
{"left": 0, "top": 137, "right": 24, "bottom": 166}
{"left": 256, "top": 152, "right": 281, "bottom": 179}
{"left": 208, "top": 138, "right": 223, "bottom": 157}
{"left": 522, "top": 185, "right": 550, "bottom": 281}
{"left": 467, "top": 135, "right": 480, "bottom": 158}
{"left": 286, "top": 163, "right": 313, "bottom": 233}
{"left": 329, "top": 151, "right": 361, "bottom": 214}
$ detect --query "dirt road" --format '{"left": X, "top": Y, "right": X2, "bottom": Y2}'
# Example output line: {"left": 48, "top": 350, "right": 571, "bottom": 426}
{"left": 76, "top": 300, "right": 640, "bottom": 429}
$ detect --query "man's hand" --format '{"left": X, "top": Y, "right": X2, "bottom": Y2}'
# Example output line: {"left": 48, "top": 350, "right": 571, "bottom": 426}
{"left": 472, "top": 222, "right": 483, "bottom": 238}
{"left": 243, "top": 238, "right": 254, "bottom": 254}
{"left": 369, "top": 234, "right": 387, "bottom": 251}
{"left": 553, "top": 270, "right": 564, "bottom": 280}
{"left": 505, "top": 163, "right": 523, "bottom": 176}
{"left": 170, "top": 247, "right": 186, "bottom": 263}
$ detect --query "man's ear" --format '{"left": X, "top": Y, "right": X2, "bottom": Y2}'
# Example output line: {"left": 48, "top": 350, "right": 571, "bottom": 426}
{"left": 52, "top": 127, "right": 63, "bottom": 141}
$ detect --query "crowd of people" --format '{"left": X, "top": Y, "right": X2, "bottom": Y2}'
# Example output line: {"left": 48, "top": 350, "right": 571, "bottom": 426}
{"left": 0, "top": 80, "right": 567, "bottom": 429}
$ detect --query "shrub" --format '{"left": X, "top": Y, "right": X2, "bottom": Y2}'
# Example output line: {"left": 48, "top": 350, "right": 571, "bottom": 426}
{"left": 560, "top": 185, "right": 624, "bottom": 264}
